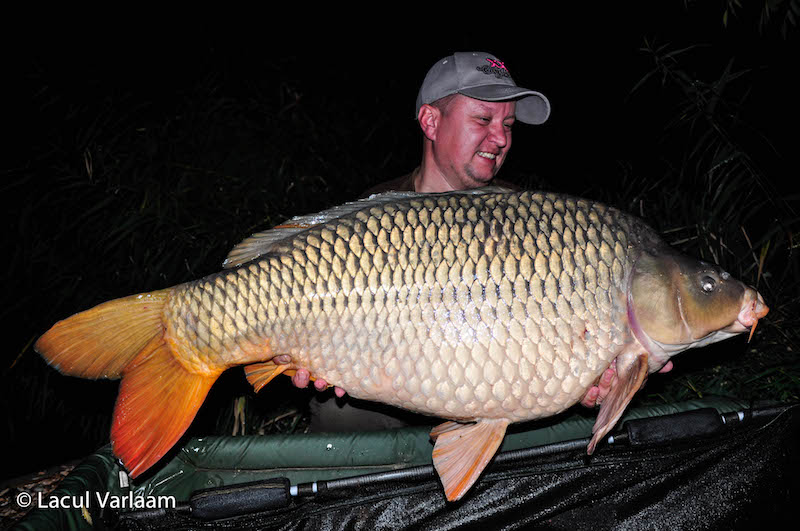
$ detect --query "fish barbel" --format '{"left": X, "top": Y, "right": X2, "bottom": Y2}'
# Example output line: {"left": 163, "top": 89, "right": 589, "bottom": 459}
{"left": 35, "top": 189, "right": 768, "bottom": 501}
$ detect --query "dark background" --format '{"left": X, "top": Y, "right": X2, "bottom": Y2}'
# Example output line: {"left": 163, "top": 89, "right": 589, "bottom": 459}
{"left": 3, "top": 4, "right": 798, "bottom": 481}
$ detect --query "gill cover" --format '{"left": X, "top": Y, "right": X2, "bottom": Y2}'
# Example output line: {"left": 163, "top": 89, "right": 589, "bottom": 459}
{"left": 629, "top": 250, "right": 746, "bottom": 346}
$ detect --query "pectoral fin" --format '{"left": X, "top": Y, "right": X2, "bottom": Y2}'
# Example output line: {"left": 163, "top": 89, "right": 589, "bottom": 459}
{"left": 431, "top": 419, "right": 509, "bottom": 501}
{"left": 588, "top": 352, "right": 649, "bottom": 454}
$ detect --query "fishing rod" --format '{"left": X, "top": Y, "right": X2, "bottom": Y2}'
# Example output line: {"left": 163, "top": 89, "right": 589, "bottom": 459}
{"left": 111, "top": 403, "right": 793, "bottom": 525}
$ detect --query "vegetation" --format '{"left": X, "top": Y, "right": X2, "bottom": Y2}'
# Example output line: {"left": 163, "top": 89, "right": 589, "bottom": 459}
{"left": 3, "top": 7, "right": 797, "bottom": 479}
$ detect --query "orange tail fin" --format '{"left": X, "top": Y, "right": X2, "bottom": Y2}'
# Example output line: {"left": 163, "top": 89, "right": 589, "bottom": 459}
{"left": 111, "top": 334, "right": 221, "bottom": 477}
{"left": 34, "top": 289, "right": 222, "bottom": 478}
{"left": 34, "top": 290, "right": 172, "bottom": 379}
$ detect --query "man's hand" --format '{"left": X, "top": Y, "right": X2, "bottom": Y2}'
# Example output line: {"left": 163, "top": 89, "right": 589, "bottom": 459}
{"left": 580, "top": 359, "right": 674, "bottom": 408}
{"left": 290, "top": 367, "right": 347, "bottom": 398}
{"left": 580, "top": 367, "right": 616, "bottom": 408}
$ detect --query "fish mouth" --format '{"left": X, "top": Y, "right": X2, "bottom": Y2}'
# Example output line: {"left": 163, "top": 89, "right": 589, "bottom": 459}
{"left": 726, "top": 290, "right": 769, "bottom": 341}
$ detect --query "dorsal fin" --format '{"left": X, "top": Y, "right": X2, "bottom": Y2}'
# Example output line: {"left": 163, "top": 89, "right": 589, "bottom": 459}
{"left": 222, "top": 225, "right": 312, "bottom": 269}
{"left": 222, "top": 187, "right": 512, "bottom": 268}
{"left": 222, "top": 191, "right": 419, "bottom": 268}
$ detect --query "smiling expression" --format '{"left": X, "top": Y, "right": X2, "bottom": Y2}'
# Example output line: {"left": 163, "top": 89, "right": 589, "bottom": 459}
{"left": 430, "top": 95, "right": 516, "bottom": 190}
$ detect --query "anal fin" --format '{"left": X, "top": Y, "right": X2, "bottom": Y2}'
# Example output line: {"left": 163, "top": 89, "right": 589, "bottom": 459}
{"left": 588, "top": 352, "right": 649, "bottom": 454}
{"left": 431, "top": 419, "right": 509, "bottom": 501}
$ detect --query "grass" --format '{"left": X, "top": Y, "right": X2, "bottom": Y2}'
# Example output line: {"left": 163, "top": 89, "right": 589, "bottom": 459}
{"left": 592, "top": 37, "right": 800, "bottom": 407}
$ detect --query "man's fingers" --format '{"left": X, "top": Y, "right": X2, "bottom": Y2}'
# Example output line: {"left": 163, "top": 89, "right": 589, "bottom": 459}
{"left": 599, "top": 367, "right": 615, "bottom": 388}
{"left": 595, "top": 367, "right": 616, "bottom": 405}
{"left": 580, "top": 367, "right": 617, "bottom": 408}
{"left": 292, "top": 368, "right": 311, "bottom": 388}
{"left": 581, "top": 386, "right": 600, "bottom": 408}
{"left": 287, "top": 364, "right": 346, "bottom": 397}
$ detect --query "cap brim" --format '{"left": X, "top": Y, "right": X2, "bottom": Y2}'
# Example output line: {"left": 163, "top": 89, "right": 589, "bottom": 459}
{"left": 459, "top": 85, "right": 551, "bottom": 125}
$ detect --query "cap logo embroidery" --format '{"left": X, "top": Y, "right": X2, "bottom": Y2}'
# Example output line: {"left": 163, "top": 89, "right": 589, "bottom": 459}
{"left": 476, "top": 57, "right": 511, "bottom": 79}
{"left": 486, "top": 58, "right": 507, "bottom": 70}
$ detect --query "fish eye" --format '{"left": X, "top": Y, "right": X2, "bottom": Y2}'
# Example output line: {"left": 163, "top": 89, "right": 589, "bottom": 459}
{"left": 700, "top": 276, "right": 717, "bottom": 293}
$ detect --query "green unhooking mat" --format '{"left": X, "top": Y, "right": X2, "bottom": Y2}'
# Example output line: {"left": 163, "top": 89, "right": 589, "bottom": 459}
{"left": 10, "top": 398, "right": 800, "bottom": 530}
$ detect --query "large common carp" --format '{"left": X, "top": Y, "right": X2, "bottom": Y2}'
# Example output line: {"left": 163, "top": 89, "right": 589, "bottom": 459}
{"left": 35, "top": 189, "right": 768, "bottom": 501}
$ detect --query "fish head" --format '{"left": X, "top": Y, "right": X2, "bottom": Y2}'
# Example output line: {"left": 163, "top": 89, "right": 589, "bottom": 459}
{"left": 629, "top": 250, "right": 768, "bottom": 356}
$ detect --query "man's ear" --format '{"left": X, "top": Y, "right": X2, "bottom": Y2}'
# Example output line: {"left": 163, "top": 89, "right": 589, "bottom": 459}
{"left": 418, "top": 104, "right": 440, "bottom": 142}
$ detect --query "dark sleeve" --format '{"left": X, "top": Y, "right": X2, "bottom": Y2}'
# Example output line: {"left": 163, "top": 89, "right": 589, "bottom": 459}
{"left": 359, "top": 172, "right": 415, "bottom": 198}
{"left": 491, "top": 178, "right": 522, "bottom": 191}
{"left": 360, "top": 172, "right": 521, "bottom": 198}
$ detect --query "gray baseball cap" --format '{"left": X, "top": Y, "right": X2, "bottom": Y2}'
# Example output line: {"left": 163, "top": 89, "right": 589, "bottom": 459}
{"left": 415, "top": 51, "right": 551, "bottom": 125}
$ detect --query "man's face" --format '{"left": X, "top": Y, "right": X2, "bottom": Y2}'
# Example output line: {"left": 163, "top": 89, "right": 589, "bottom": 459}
{"left": 431, "top": 95, "right": 515, "bottom": 189}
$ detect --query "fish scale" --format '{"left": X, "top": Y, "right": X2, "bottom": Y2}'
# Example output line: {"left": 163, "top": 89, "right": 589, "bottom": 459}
{"left": 167, "top": 191, "right": 633, "bottom": 422}
{"left": 37, "top": 188, "right": 767, "bottom": 500}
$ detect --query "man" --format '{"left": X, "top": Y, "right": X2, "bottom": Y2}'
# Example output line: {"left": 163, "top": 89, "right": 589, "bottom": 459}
{"left": 289, "top": 52, "right": 620, "bottom": 428}
{"left": 361, "top": 51, "right": 546, "bottom": 196}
